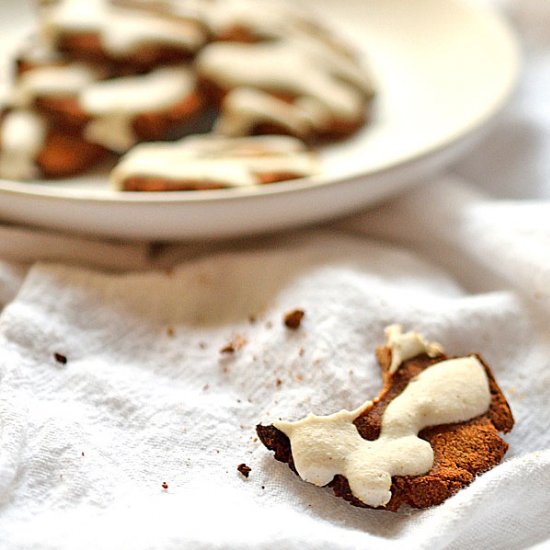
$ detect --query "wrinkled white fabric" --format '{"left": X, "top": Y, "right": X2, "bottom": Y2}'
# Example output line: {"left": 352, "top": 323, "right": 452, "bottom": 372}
{"left": 0, "top": 1, "right": 549, "bottom": 549}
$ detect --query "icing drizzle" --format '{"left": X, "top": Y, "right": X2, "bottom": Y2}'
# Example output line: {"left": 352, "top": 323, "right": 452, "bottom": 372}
{"left": 0, "top": 110, "right": 48, "bottom": 180}
{"left": 43, "top": 0, "right": 206, "bottom": 58}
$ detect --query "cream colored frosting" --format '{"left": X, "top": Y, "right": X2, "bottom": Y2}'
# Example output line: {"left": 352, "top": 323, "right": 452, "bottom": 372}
{"left": 44, "top": 0, "right": 206, "bottom": 58}
{"left": 81, "top": 67, "right": 194, "bottom": 114}
{"left": 81, "top": 67, "right": 196, "bottom": 152}
{"left": 13, "top": 63, "right": 100, "bottom": 108}
{"left": 214, "top": 88, "right": 312, "bottom": 138}
{"left": 111, "top": 134, "right": 318, "bottom": 189}
{"left": 384, "top": 324, "right": 443, "bottom": 374}
{"left": 0, "top": 110, "right": 47, "bottom": 180}
{"left": 274, "top": 354, "right": 491, "bottom": 508}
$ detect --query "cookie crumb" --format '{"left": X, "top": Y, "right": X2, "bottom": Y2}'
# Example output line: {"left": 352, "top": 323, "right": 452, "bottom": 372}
{"left": 237, "top": 463, "right": 252, "bottom": 478}
{"left": 299, "top": 347, "right": 305, "bottom": 357}
{"left": 276, "top": 378, "right": 283, "bottom": 387}
{"left": 161, "top": 481, "right": 169, "bottom": 490}
{"left": 249, "top": 315, "right": 257, "bottom": 324}
{"left": 220, "top": 335, "right": 247, "bottom": 354}
{"left": 81, "top": 451, "right": 85, "bottom": 457}
{"left": 284, "top": 309, "right": 305, "bottom": 329}
{"left": 221, "top": 343, "right": 235, "bottom": 354}
{"left": 166, "top": 327, "right": 175, "bottom": 337}
{"left": 202, "top": 384, "right": 210, "bottom": 391}
{"left": 54, "top": 353, "right": 67, "bottom": 365}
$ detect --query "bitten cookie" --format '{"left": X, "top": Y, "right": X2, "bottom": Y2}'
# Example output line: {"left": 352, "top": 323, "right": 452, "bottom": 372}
{"left": 13, "top": 63, "right": 203, "bottom": 152}
{"left": 257, "top": 325, "right": 514, "bottom": 511}
{"left": 111, "top": 134, "right": 318, "bottom": 191}
{"left": 0, "top": 108, "right": 107, "bottom": 180}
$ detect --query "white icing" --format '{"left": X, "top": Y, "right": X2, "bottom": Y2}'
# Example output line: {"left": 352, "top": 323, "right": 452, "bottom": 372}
{"left": 44, "top": 0, "right": 206, "bottom": 58}
{"left": 81, "top": 67, "right": 196, "bottom": 152}
{"left": 0, "top": 110, "right": 47, "bottom": 180}
{"left": 80, "top": 67, "right": 194, "bottom": 114}
{"left": 384, "top": 324, "right": 443, "bottom": 374}
{"left": 13, "top": 64, "right": 99, "bottom": 108}
{"left": 111, "top": 134, "right": 318, "bottom": 189}
{"left": 215, "top": 88, "right": 312, "bottom": 138}
{"left": 274, "top": 355, "right": 491, "bottom": 508}
{"left": 196, "top": 33, "right": 374, "bottom": 131}
{"left": 84, "top": 114, "right": 137, "bottom": 154}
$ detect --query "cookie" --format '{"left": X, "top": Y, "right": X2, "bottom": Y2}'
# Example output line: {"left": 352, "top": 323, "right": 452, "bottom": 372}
{"left": 113, "top": 0, "right": 352, "bottom": 47}
{"left": 257, "top": 325, "right": 514, "bottom": 511}
{"left": 195, "top": 30, "right": 375, "bottom": 140}
{"left": 0, "top": 108, "right": 107, "bottom": 180}
{"left": 14, "top": 34, "right": 144, "bottom": 78}
{"left": 111, "top": 134, "right": 318, "bottom": 191}
{"left": 41, "top": 0, "right": 207, "bottom": 69}
{"left": 13, "top": 64, "right": 203, "bottom": 152}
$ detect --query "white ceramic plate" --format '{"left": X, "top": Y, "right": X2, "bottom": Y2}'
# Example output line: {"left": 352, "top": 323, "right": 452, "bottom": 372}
{"left": 0, "top": 0, "right": 520, "bottom": 240}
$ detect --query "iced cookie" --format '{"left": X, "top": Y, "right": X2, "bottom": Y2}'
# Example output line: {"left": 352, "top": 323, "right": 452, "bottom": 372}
{"left": 196, "top": 31, "right": 375, "bottom": 140}
{"left": 0, "top": 108, "right": 107, "bottom": 180}
{"left": 13, "top": 64, "right": 203, "bottom": 152}
{"left": 257, "top": 325, "right": 514, "bottom": 511}
{"left": 41, "top": 0, "right": 207, "bottom": 69}
{"left": 113, "top": 0, "right": 358, "bottom": 52}
{"left": 111, "top": 134, "right": 318, "bottom": 191}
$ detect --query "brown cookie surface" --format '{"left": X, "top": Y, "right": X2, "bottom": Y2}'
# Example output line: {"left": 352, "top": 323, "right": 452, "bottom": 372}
{"left": 257, "top": 347, "right": 513, "bottom": 511}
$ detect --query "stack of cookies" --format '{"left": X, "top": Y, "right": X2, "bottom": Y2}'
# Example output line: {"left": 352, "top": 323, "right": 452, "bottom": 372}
{"left": 0, "top": 0, "right": 375, "bottom": 190}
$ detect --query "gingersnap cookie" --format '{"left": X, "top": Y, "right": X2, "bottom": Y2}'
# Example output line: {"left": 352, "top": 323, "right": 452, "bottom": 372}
{"left": 13, "top": 63, "right": 203, "bottom": 153}
{"left": 113, "top": 0, "right": 354, "bottom": 48}
{"left": 257, "top": 325, "right": 514, "bottom": 511}
{"left": 0, "top": 108, "right": 107, "bottom": 180}
{"left": 195, "top": 29, "right": 375, "bottom": 141}
{"left": 111, "top": 134, "right": 318, "bottom": 191}
{"left": 41, "top": 0, "right": 207, "bottom": 69}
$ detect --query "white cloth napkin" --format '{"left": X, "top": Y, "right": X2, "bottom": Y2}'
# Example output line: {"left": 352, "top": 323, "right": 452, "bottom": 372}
{"left": 1, "top": 1, "right": 550, "bottom": 549}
